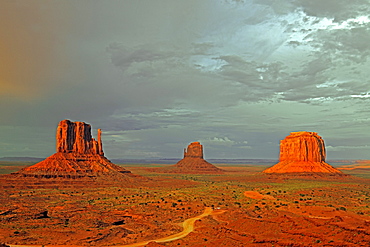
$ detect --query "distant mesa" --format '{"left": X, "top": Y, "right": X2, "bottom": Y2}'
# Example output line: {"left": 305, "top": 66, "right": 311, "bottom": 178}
{"left": 160, "top": 142, "right": 224, "bottom": 174}
{"left": 10, "top": 119, "right": 136, "bottom": 182}
{"left": 263, "top": 132, "right": 344, "bottom": 175}
{"left": 338, "top": 160, "right": 370, "bottom": 170}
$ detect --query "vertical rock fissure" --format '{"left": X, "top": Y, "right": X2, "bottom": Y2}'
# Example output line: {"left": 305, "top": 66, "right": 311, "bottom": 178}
{"left": 56, "top": 119, "right": 104, "bottom": 156}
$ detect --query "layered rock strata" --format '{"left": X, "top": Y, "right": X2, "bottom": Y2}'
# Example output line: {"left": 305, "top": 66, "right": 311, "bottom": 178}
{"left": 164, "top": 142, "right": 223, "bottom": 174}
{"left": 14, "top": 120, "right": 134, "bottom": 181}
{"left": 263, "top": 132, "right": 343, "bottom": 174}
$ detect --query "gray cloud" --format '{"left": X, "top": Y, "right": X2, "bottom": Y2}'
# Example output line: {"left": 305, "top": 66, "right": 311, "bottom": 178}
{"left": 107, "top": 43, "right": 178, "bottom": 72}
{"left": 2, "top": 1, "right": 370, "bottom": 160}
{"left": 255, "top": 0, "right": 370, "bottom": 21}
{"left": 308, "top": 26, "right": 370, "bottom": 63}
{"left": 296, "top": 0, "right": 370, "bottom": 21}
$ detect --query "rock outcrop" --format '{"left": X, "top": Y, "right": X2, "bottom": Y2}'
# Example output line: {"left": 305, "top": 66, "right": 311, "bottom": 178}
{"left": 183, "top": 142, "right": 204, "bottom": 159}
{"left": 56, "top": 120, "right": 104, "bottom": 155}
{"left": 263, "top": 132, "right": 343, "bottom": 174}
{"left": 13, "top": 120, "right": 135, "bottom": 182}
{"left": 161, "top": 142, "right": 223, "bottom": 174}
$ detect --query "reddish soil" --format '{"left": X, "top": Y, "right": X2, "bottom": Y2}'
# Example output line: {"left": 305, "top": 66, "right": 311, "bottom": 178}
{"left": 243, "top": 191, "right": 275, "bottom": 200}
{"left": 0, "top": 164, "right": 369, "bottom": 246}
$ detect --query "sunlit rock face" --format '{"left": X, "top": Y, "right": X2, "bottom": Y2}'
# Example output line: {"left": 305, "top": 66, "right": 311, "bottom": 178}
{"left": 183, "top": 141, "right": 203, "bottom": 158}
{"left": 172, "top": 142, "right": 224, "bottom": 174}
{"left": 56, "top": 119, "right": 104, "bottom": 155}
{"left": 279, "top": 132, "right": 326, "bottom": 163}
{"left": 15, "top": 120, "right": 133, "bottom": 180}
{"left": 263, "top": 132, "right": 343, "bottom": 174}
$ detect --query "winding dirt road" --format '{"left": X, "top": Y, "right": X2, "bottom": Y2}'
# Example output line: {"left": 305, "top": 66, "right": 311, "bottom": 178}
{"left": 119, "top": 207, "right": 225, "bottom": 247}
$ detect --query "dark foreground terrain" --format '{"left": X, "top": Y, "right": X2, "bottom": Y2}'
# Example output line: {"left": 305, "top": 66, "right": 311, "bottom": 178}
{"left": 0, "top": 162, "right": 370, "bottom": 246}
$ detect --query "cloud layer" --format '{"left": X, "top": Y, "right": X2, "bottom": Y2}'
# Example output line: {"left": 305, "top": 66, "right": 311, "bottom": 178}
{"left": 1, "top": 1, "right": 370, "bottom": 160}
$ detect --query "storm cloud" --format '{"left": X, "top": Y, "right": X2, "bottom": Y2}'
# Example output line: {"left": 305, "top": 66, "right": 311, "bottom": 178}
{"left": 1, "top": 0, "right": 370, "bottom": 160}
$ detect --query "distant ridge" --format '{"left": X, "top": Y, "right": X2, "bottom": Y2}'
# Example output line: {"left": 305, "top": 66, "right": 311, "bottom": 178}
{"left": 112, "top": 158, "right": 180, "bottom": 164}
{"left": 112, "top": 158, "right": 279, "bottom": 165}
{"left": 0, "top": 157, "right": 44, "bottom": 162}
{"left": 338, "top": 160, "right": 370, "bottom": 170}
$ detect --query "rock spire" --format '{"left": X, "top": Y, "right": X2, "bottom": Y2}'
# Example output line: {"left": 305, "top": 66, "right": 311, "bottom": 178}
{"left": 263, "top": 132, "right": 343, "bottom": 174}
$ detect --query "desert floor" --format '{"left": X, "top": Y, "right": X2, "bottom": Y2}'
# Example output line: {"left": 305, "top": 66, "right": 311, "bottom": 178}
{"left": 0, "top": 162, "right": 370, "bottom": 246}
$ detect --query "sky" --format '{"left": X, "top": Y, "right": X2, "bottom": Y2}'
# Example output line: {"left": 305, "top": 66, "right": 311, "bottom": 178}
{"left": 1, "top": 0, "right": 370, "bottom": 160}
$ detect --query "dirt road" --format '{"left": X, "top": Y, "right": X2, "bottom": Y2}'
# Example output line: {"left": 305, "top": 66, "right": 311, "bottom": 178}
{"left": 119, "top": 207, "right": 224, "bottom": 247}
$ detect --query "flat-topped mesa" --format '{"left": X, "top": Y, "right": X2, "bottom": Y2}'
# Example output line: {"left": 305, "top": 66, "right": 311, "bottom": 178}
{"left": 280, "top": 132, "right": 326, "bottom": 163}
{"left": 56, "top": 119, "right": 104, "bottom": 155}
{"left": 263, "top": 131, "right": 343, "bottom": 175}
{"left": 183, "top": 141, "right": 203, "bottom": 159}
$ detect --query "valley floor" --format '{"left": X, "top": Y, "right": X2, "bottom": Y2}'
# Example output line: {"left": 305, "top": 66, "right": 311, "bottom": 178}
{"left": 1, "top": 164, "right": 370, "bottom": 246}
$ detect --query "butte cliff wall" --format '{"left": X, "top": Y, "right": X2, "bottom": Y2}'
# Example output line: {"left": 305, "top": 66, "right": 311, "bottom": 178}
{"left": 56, "top": 119, "right": 104, "bottom": 155}
{"left": 263, "top": 132, "right": 343, "bottom": 174}
{"left": 183, "top": 142, "right": 204, "bottom": 159}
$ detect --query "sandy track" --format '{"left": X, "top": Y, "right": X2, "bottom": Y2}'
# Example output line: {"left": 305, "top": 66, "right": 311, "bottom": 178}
{"left": 119, "top": 207, "right": 224, "bottom": 247}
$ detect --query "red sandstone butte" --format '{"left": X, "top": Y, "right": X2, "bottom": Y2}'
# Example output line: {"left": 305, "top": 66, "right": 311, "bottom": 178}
{"left": 184, "top": 141, "right": 204, "bottom": 158}
{"left": 263, "top": 132, "right": 343, "bottom": 174}
{"left": 165, "top": 142, "right": 223, "bottom": 174}
{"left": 15, "top": 120, "right": 133, "bottom": 180}
{"left": 56, "top": 119, "right": 104, "bottom": 155}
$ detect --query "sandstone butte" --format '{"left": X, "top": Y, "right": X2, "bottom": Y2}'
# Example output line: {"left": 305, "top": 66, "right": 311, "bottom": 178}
{"left": 263, "top": 131, "right": 343, "bottom": 175}
{"left": 12, "top": 120, "right": 135, "bottom": 182}
{"left": 163, "top": 142, "right": 224, "bottom": 174}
